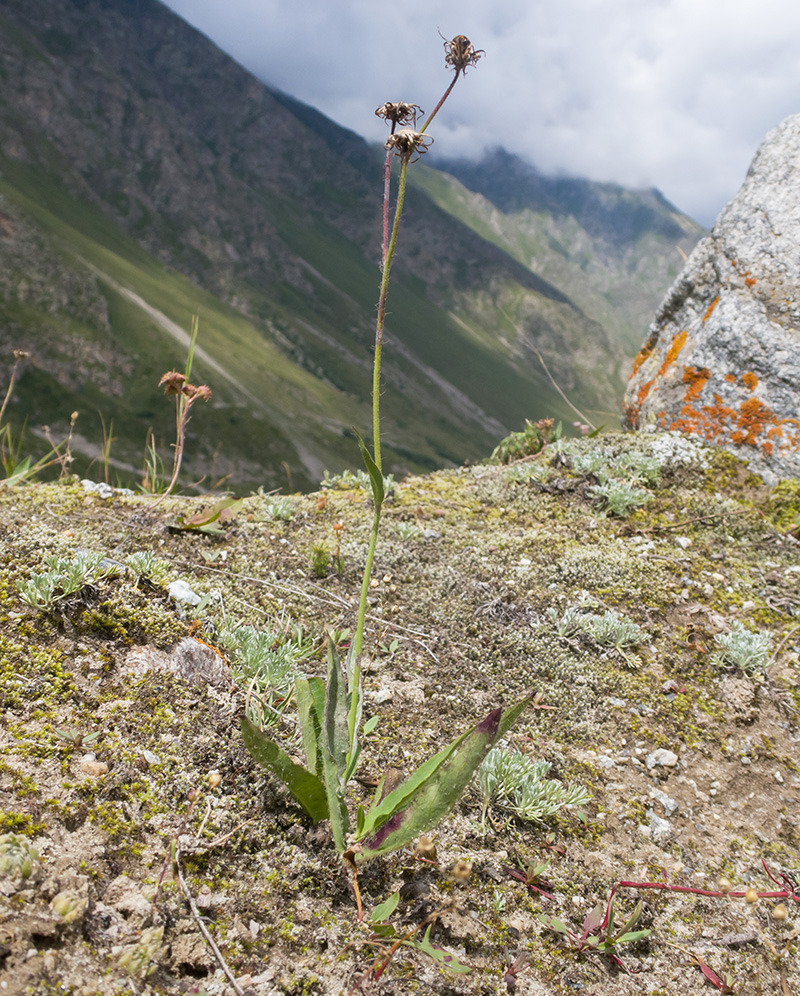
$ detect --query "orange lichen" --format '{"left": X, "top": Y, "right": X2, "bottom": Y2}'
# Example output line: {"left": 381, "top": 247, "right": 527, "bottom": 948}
{"left": 724, "top": 373, "right": 736, "bottom": 383}
{"left": 637, "top": 380, "right": 654, "bottom": 405}
{"left": 744, "top": 276, "right": 757, "bottom": 288}
{"left": 741, "top": 371, "right": 759, "bottom": 391}
{"left": 657, "top": 329, "right": 688, "bottom": 379}
{"left": 681, "top": 366, "right": 711, "bottom": 403}
{"left": 631, "top": 341, "right": 656, "bottom": 378}
{"left": 702, "top": 296, "right": 720, "bottom": 323}
{"left": 668, "top": 385, "right": 800, "bottom": 458}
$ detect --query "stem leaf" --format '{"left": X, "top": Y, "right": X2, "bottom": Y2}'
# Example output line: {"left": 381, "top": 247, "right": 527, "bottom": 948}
{"left": 352, "top": 428, "right": 384, "bottom": 507}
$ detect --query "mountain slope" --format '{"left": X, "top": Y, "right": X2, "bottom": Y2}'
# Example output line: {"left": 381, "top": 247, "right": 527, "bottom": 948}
{"left": 0, "top": 0, "right": 674, "bottom": 491}
{"left": 416, "top": 149, "right": 705, "bottom": 356}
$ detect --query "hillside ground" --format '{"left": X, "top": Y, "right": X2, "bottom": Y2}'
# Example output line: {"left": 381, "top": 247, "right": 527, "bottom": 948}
{"left": 1, "top": 431, "right": 799, "bottom": 996}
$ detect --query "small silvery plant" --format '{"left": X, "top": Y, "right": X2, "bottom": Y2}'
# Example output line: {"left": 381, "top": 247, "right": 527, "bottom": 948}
{"left": 712, "top": 621, "right": 772, "bottom": 676}
{"left": 125, "top": 551, "right": 171, "bottom": 585}
{"left": 579, "top": 609, "right": 647, "bottom": 652}
{"left": 479, "top": 747, "right": 590, "bottom": 823}
{"left": 17, "top": 552, "right": 119, "bottom": 609}
{"left": 589, "top": 480, "right": 652, "bottom": 517}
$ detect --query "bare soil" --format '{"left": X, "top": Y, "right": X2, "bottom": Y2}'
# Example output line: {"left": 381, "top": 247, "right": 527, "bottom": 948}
{"left": 1, "top": 432, "right": 798, "bottom": 996}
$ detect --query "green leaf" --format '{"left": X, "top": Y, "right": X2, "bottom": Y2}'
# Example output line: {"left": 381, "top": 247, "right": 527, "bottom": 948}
{"left": 175, "top": 497, "right": 244, "bottom": 534}
{"left": 344, "top": 642, "right": 363, "bottom": 782}
{"left": 352, "top": 428, "right": 384, "bottom": 507}
{"left": 295, "top": 677, "right": 325, "bottom": 777}
{"left": 538, "top": 915, "right": 571, "bottom": 935}
{"left": 363, "top": 716, "right": 379, "bottom": 735}
{"left": 324, "top": 639, "right": 349, "bottom": 779}
{"left": 355, "top": 694, "right": 531, "bottom": 861}
{"left": 320, "top": 640, "right": 350, "bottom": 851}
{"left": 240, "top": 716, "right": 328, "bottom": 822}
{"left": 414, "top": 925, "right": 471, "bottom": 974}
{"left": 370, "top": 892, "right": 400, "bottom": 924}
{"left": 616, "top": 930, "right": 651, "bottom": 944}
{"left": 618, "top": 900, "right": 643, "bottom": 937}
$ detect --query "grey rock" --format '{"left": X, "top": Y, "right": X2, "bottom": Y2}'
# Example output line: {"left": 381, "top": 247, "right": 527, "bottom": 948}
{"left": 648, "top": 788, "right": 679, "bottom": 817}
{"left": 625, "top": 113, "right": 800, "bottom": 484}
{"left": 647, "top": 810, "right": 673, "bottom": 843}
{"left": 373, "top": 688, "right": 393, "bottom": 705}
{"left": 646, "top": 748, "right": 679, "bottom": 769}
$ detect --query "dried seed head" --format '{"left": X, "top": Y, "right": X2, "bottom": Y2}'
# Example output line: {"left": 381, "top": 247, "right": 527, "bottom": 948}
{"left": 375, "top": 102, "right": 423, "bottom": 128}
{"left": 717, "top": 876, "right": 732, "bottom": 895}
{"left": 13, "top": 349, "right": 30, "bottom": 361}
{"left": 208, "top": 770, "right": 222, "bottom": 790}
{"left": 186, "top": 383, "right": 212, "bottom": 402}
{"left": 744, "top": 887, "right": 759, "bottom": 904}
{"left": 414, "top": 835, "right": 437, "bottom": 861}
{"left": 159, "top": 370, "right": 186, "bottom": 396}
{"left": 772, "top": 903, "right": 787, "bottom": 921}
{"left": 384, "top": 128, "right": 433, "bottom": 162}
{"left": 441, "top": 33, "right": 484, "bottom": 74}
{"left": 451, "top": 859, "right": 472, "bottom": 881}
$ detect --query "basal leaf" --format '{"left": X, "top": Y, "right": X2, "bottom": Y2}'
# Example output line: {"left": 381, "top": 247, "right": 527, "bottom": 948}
{"left": 355, "top": 694, "right": 530, "bottom": 860}
{"left": 616, "top": 930, "right": 651, "bottom": 944}
{"left": 325, "top": 639, "right": 349, "bottom": 779}
{"left": 295, "top": 677, "right": 325, "bottom": 777}
{"left": 240, "top": 716, "right": 328, "bottom": 822}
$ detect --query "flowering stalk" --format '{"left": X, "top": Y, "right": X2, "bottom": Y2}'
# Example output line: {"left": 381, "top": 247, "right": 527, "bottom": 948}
{"left": 153, "top": 315, "right": 211, "bottom": 504}
{"left": 353, "top": 38, "right": 483, "bottom": 664}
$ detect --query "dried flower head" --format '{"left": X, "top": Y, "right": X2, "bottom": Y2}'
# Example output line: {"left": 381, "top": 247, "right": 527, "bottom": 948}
{"left": 441, "top": 33, "right": 484, "bottom": 74}
{"left": 186, "top": 383, "right": 212, "bottom": 403}
{"left": 375, "top": 102, "right": 423, "bottom": 129}
{"left": 12, "top": 349, "right": 31, "bottom": 361}
{"left": 384, "top": 128, "right": 433, "bottom": 162}
{"left": 159, "top": 371, "right": 186, "bottom": 396}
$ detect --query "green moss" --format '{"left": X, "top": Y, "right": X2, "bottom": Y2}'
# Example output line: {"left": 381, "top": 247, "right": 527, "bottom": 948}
{"left": 764, "top": 479, "right": 800, "bottom": 531}
{"left": 0, "top": 811, "right": 46, "bottom": 836}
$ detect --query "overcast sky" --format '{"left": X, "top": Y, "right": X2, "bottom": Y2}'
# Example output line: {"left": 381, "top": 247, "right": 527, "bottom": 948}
{"left": 161, "top": 0, "right": 800, "bottom": 226}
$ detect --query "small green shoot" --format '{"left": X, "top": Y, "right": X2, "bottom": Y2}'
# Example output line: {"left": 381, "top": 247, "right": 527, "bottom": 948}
{"left": 539, "top": 891, "right": 650, "bottom": 974}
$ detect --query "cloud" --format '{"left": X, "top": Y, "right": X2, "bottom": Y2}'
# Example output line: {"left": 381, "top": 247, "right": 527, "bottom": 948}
{"left": 162, "top": 0, "right": 800, "bottom": 226}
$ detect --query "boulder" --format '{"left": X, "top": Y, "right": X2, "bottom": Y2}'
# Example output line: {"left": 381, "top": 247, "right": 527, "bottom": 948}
{"left": 624, "top": 114, "right": 800, "bottom": 483}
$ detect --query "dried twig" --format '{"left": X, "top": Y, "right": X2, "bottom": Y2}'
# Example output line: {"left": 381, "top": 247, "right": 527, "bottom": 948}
{"left": 174, "top": 847, "right": 246, "bottom": 996}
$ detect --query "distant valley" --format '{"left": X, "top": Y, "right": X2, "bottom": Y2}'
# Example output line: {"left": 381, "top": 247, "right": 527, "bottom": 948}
{"left": 0, "top": 0, "right": 704, "bottom": 493}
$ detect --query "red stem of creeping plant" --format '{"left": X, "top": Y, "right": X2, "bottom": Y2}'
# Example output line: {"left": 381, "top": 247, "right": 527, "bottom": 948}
{"left": 616, "top": 860, "right": 799, "bottom": 903}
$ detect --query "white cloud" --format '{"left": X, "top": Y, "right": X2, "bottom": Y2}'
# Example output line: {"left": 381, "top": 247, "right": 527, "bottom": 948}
{"left": 162, "top": 0, "right": 800, "bottom": 225}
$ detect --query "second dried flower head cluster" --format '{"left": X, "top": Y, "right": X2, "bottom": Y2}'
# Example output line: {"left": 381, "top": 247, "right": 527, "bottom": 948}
{"left": 376, "top": 34, "right": 483, "bottom": 162}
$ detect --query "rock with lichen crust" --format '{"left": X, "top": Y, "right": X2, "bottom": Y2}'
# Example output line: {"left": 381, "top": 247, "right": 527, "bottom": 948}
{"left": 624, "top": 113, "right": 800, "bottom": 484}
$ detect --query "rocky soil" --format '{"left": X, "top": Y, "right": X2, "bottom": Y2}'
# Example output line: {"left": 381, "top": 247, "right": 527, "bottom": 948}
{"left": 1, "top": 431, "right": 799, "bottom": 995}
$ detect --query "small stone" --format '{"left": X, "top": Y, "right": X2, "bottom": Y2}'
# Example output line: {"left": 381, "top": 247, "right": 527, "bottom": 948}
{"left": 597, "top": 755, "right": 616, "bottom": 769}
{"left": 774, "top": 771, "right": 784, "bottom": 784}
{"left": 646, "top": 748, "right": 679, "bottom": 770}
{"left": 648, "top": 788, "right": 679, "bottom": 817}
{"left": 423, "top": 529, "right": 441, "bottom": 540}
{"left": 648, "top": 811, "right": 672, "bottom": 843}
{"left": 373, "top": 688, "right": 393, "bottom": 705}
{"left": 742, "top": 600, "right": 756, "bottom": 612}
{"left": 167, "top": 580, "right": 201, "bottom": 606}
{"left": 78, "top": 757, "right": 108, "bottom": 777}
